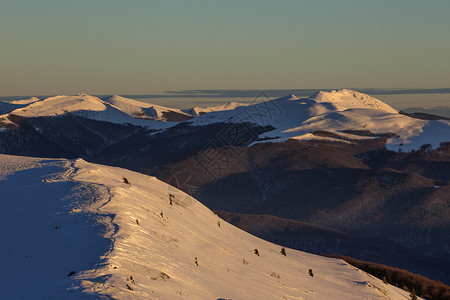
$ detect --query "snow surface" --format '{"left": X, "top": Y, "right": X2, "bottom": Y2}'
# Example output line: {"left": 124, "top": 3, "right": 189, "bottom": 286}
{"left": 188, "top": 90, "right": 450, "bottom": 151}
{"left": 103, "top": 95, "right": 192, "bottom": 121}
{"left": 310, "top": 89, "right": 398, "bottom": 114}
{"left": 0, "top": 98, "right": 39, "bottom": 115}
{"left": 0, "top": 154, "right": 415, "bottom": 299}
{"left": 9, "top": 97, "right": 40, "bottom": 105}
{"left": 182, "top": 102, "right": 247, "bottom": 117}
{"left": 104, "top": 95, "right": 246, "bottom": 120}
{"left": 0, "top": 97, "right": 41, "bottom": 115}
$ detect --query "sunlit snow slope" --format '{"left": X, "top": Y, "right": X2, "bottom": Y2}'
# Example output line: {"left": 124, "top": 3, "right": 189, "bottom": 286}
{"left": 0, "top": 154, "right": 413, "bottom": 299}
{"left": 182, "top": 102, "right": 247, "bottom": 117}
{"left": 103, "top": 95, "right": 193, "bottom": 121}
{"left": 1, "top": 90, "right": 448, "bottom": 151}
{"left": 189, "top": 89, "right": 450, "bottom": 151}
{"left": 0, "top": 94, "right": 173, "bottom": 130}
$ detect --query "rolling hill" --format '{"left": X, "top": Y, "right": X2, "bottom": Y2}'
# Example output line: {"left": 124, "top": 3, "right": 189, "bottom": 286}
{"left": 0, "top": 154, "right": 414, "bottom": 299}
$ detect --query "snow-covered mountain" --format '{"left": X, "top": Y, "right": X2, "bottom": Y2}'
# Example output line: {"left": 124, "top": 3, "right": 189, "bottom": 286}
{"left": 0, "top": 94, "right": 174, "bottom": 130}
{"left": 103, "top": 95, "right": 193, "bottom": 121}
{"left": 182, "top": 101, "right": 247, "bottom": 116}
{"left": 1, "top": 89, "right": 449, "bottom": 150}
{"left": 0, "top": 154, "right": 413, "bottom": 299}
{"left": 309, "top": 89, "right": 398, "bottom": 113}
{"left": 188, "top": 89, "right": 450, "bottom": 151}
{"left": 0, "top": 94, "right": 243, "bottom": 130}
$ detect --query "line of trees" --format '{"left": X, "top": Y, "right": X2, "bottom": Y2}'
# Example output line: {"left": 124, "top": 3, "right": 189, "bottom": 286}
{"left": 323, "top": 254, "right": 450, "bottom": 300}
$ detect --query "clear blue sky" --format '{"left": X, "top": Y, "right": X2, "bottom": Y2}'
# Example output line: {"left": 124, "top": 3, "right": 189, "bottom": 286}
{"left": 1, "top": 0, "right": 449, "bottom": 96}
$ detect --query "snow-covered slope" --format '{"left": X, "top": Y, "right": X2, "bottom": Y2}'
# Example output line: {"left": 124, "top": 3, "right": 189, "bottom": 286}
{"left": 9, "top": 97, "right": 40, "bottom": 105}
{"left": 104, "top": 95, "right": 246, "bottom": 120}
{"left": 1, "top": 90, "right": 448, "bottom": 151}
{"left": 188, "top": 90, "right": 450, "bottom": 151}
{"left": 104, "top": 95, "right": 193, "bottom": 121}
{"left": 0, "top": 102, "right": 20, "bottom": 115}
{"left": 182, "top": 101, "right": 247, "bottom": 116}
{"left": 0, "top": 97, "right": 39, "bottom": 115}
{"left": 0, "top": 94, "right": 174, "bottom": 130}
{"left": 310, "top": 89, "right": 398, "bottom": 114}
{"left": 0, "top": 154, "right": 413, "bottom": 299}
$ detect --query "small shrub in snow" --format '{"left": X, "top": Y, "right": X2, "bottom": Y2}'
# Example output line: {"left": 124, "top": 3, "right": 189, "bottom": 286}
{"left": 126, "top": 284, "right": 133, "bottom": 291}
{"left": 67, "top": 271, "right": 76, "bottom": 277}
{"left": 126, "top": 275, "right": 135, "bottom": 284}
{"left": 242, "top": 259, "right": 249, "bottom": 265}
{"left": 135, "top": 219, "right": 139, "bottom": 225}
{"left": 194, "top": 257, "right": 198, "bottom": 266}
{"left": 254, "top": 249, "right": 259, "bottom": 256}
{"left": 270, "top": 272, "right": 280, "bottom": 279}
{"left": 281, "top": 247, "right": 286, "bottom": 256}
{"left": 410, "top": 288, "right": 418, "bottom": 300}
{"left": 122, "top": 177, "right": 130, "bottom": 185}
{"left": 309, "top": 269, "right": 314, "bottom": 277}
{"left": 217, "top": 220, "right": 221, "bottom": 227}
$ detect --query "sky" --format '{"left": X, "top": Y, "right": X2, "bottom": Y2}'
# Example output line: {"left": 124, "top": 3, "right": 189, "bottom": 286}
{"left": 1, "top": 0, "right": 450, "bottom": 98}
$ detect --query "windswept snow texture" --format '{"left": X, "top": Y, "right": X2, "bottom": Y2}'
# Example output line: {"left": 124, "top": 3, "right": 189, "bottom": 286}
{"left": 0, "top": 155, "right": 413, "bottom": 299}
{"left": 188, "top": 89, "right": 450, "bottom": 151}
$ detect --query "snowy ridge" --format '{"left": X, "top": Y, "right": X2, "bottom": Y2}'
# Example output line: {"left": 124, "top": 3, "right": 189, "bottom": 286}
{"left": 11, "top": 94, "right": 108, "bottom": 117}
{"left": 310, "top": 89, "right": 398, "bottom": 113}
{"left": 0, "top": 94, "right": 174, "bottom": 130}
{"left": 0, "top": 97, "right": 40, "bottom": 115}
{"left": 104, "top": 95, "right": 247, "bottom": 120}
{"left": 103, "top": 95, "right": 192, "bottom": 121}
{"left": 0, "top": 154, "right": 414, "bottom": 299}
{"left": 9, "top": 97, "right": 40, "bottom": 105}
{"left": 188, "top": 90, "right": 450, "bottom": 151}
{"left": 182, "top": 101, "right": 247, "bottom": 116}
{"left": 1, "top": 90, "right": 448, "bottom": 150}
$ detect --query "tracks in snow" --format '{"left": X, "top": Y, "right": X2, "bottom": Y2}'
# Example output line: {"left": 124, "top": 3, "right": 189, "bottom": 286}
{"left": 63, "top": 159, "right": 120, "bottom": 281}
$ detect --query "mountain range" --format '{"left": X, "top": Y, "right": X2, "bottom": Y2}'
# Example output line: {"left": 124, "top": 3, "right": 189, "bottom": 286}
{"left": 0, "top": 89, "right": 449, "bottom": 290}
{"left": 1, "top": 89, "right": 449, "bottom": 151}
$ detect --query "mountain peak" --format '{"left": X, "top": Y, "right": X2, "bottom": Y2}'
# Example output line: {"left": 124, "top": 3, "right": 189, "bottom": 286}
{"left": 288, "top": 94, "right": 298, "bottom": 100}
{"left": 275, "top": 94, "right": 299, "bottom": 102}
{"left": 76, "top": 93, "right": 91, "bottom": 97}
{"left": 309, "top": 89, "right": 397, "bottom": 113}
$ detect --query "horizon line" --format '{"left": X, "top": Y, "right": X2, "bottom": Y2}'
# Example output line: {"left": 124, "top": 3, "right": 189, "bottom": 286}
{"left": 1, "top": 87, "right": 450, "bottom": 100}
